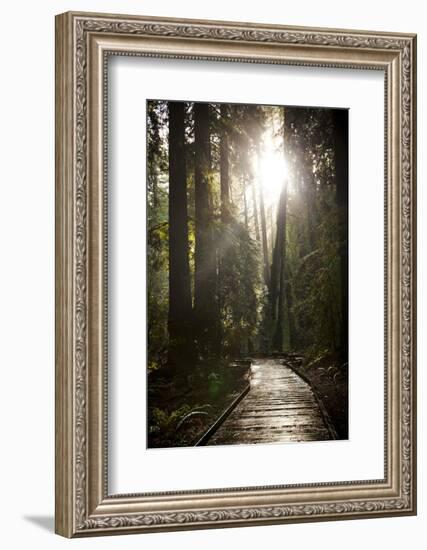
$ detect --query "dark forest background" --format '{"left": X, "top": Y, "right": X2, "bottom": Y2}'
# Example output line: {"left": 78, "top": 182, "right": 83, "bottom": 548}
{"left": 147, "top": 100, "right": 348, "bottom": 446}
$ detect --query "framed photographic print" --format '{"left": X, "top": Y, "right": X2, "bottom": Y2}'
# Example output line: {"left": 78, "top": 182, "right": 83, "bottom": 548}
{"left": 55, "top": 11, "right": 417, "bottom": 537}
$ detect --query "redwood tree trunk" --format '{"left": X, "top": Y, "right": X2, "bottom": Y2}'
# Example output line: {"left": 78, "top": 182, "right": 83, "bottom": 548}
{"left": 258, "top": 160, "right": 270, "bottom": 286}
{"left": 251, "top": 179, "right": 260, "bottom": 242}
{"left": 220, "top": 104, "right": 231, "bottom": 223}
{"left": 243, "top": 177, "right": 248, "bottom": 230}
{"left": 271, "top": 187, "right": 288, "bottom": 351}
{"left": 167, "top": 101, "right": 194, "bottom": 368}
{"left": 194, "top": 102, "right": 217, "bottom": 358}
{"left": 285, "top": 267, "right": 297, "bottom": 350}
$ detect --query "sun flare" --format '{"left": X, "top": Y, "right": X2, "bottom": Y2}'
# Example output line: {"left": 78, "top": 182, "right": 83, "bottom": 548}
{"left": 253, "top": 131, "right": 288, "bottom": 208}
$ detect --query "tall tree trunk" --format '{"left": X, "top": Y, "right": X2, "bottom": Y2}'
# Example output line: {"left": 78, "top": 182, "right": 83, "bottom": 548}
{"left": 305, "top": 170, "right": 317, "bottom": 252}
{"left": 269, "top": 205, "right": 275, "bottom": 263}
{"left": 167, "top": 102, "right": 193, "bottom": 368}
{"left": 285, "top": 267, "right": 297, "bottom": 350}
{"left": 194, "top": 102, "right": 217, "bottom": 358}
{"left": 217, "top": 104, "right": 231, "bottom": 354}
{"left": 220, "top": 104, "right": 231, "bottom": 223}
{"left": 259, "top": 184, "right": 270, "bottom": 287}
{"left": 271, "top": 187, "right": 288, "bottom": 351}
{"left": 243, "top": 177, "right": 248, "bottom": 231}
{"left": 257, "top": 141, "right": 270, "bottom": 287}
{"left": 333, "top": 109, "right": 349, "bottom": 363}
{"left": 147, "top": 102, "right": 160, "bottom": 212}
{"left": 270, "top": 108, "right": 292, "bottom": 351}
{"left": 251, "top": 179, "right": 261, "bottom": 242}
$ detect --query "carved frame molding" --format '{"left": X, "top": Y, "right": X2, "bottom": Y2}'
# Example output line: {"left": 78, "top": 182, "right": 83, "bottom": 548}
{"left": 55, "top": 11, "right": 416, "bottom": 537}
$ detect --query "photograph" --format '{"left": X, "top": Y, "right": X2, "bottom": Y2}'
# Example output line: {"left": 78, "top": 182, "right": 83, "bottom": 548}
{"left": 147, "top": 99, "right": 349, "bottom": 448}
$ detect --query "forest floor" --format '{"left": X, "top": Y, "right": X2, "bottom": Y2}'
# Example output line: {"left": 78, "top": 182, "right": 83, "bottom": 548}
{"left": 147, "top": 352, "right": 348, "bottom": 448}
{"left": 288, "top": 352, "right": 348, "bottom": 439}
{"left": 147, "top": 361, "right": 251, "bottom": 448}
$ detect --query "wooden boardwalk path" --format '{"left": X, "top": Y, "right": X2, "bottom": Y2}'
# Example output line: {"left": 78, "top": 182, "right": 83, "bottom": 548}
{"left": 207, "top": 359, "right": 334, "bottom": 445}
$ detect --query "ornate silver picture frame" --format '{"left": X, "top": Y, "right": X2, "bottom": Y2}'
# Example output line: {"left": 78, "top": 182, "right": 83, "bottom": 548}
{"left": 55, "top": 11, "right": 416, "bottom": 537}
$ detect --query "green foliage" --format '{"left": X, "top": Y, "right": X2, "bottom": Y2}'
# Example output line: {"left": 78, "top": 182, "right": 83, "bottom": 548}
{"left": 217, "top": 218, "right": 262, "bottom": 356}
{"left": 147, "top": 99, "right": 347, "bottom": 368}
{"left": 284, "top": 110, "right": 345, "bottom": 357}
{"left": 295, "top": 212, "right": 339, "bottom": 345}
{"left": 147, "top": 102, "right": 170, "bottom": 370}
{"left": 149, "top": 404, "right": 212, "bottom": 445}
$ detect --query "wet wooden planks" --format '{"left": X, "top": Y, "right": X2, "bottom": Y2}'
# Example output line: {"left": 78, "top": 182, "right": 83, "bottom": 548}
{"left": 208, "top": 359, "right": 333, "bottom": 445}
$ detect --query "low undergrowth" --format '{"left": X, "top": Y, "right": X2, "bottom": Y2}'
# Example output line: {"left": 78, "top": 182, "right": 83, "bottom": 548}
{"left": 147, "top": 361, "right": 250, "bottom": 448}
{"left": 291, "top": 350, "right": 348, "bottom": 439}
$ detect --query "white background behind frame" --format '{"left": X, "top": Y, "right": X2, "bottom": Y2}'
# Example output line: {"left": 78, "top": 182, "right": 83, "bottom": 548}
{"left": 2, "top": 1, "right": 424, "bottom": 548}
{"left": 107, "top": 56, "right": 385, "bottom": 494}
